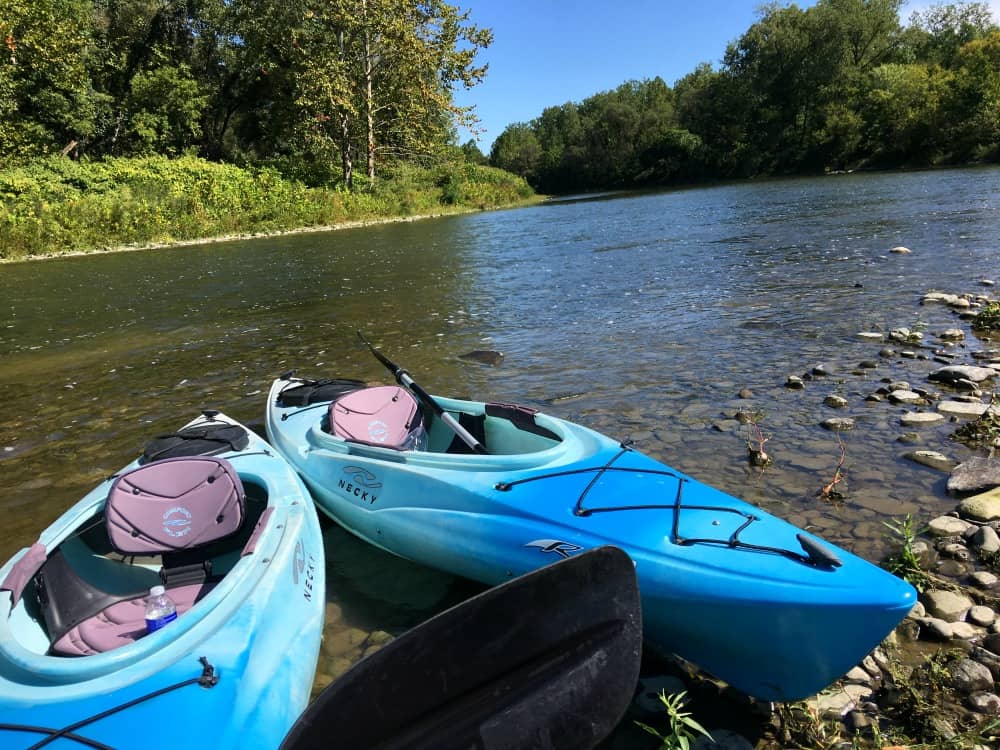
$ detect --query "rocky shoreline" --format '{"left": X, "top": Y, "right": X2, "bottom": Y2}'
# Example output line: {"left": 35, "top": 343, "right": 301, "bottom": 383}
{"left": 615, "top": 279, "right": 1000, "bottom": 749}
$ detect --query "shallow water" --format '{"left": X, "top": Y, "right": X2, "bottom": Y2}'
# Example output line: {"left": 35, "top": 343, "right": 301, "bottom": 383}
{"left": 2, "top": 166, "right": 999, "bottom": 699}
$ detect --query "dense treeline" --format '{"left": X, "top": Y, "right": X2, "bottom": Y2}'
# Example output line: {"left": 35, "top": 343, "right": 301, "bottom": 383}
{"left": 1, "top": 0, "right": 490, "bottom": 186}
{"left": 490, "top": 0, "right": 1000, "bottom": 194}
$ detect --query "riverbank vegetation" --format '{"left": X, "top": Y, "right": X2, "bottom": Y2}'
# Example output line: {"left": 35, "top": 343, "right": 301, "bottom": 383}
{"left": 490, "top": 0, "right": 1000, "bottom": 193}
{"left": 0, "top": 156, "right": 532, "bottom": 261}
{"left": 1, "top": 0, "right": 535, "bottom": 260}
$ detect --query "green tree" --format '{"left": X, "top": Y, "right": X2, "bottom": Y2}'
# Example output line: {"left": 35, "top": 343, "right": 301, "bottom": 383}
{"left": 945, "top": 31, "right": 1000, "bottom": 159}
{"left": 128, "top": 62, "right": 208, "bottom": 154}
{"left": 861, "top": 62, "right": 950, "bottom": 163}
{"left": 905, "top": 1, "right": 997, "bottom": 67}
{"left": 1, "top": 0, "right": 97, "bottom": 161}
{"left": 489, "top": 123, "right": 541, "bottom": 182}
{"left": 460, "top": 138, "right": 488, "bottom": 164}
{"left": 293, "top": 0, "right": 491, "bottom": 184}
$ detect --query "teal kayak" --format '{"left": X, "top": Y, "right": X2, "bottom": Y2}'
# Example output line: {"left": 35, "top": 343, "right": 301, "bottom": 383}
{"left": 0, "top": 412, "right": 325, "bottom": 749}
{"left": 266, "top": 373, "right": 915, "bottom": 702}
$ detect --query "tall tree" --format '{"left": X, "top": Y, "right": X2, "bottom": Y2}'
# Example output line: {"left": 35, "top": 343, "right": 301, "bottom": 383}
{"left": 1, "top": 0, "right": 97, "bottom": 161}
{"left": 294, "top": 0, "right": 490, "bottom": 184}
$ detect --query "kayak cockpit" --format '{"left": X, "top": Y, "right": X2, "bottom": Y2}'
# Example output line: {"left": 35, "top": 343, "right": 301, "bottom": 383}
{"left": 422, "top": 400, "right": 563, "bottom": 456}
{"left": 1, "top": 459, "right": 269, "bottom": 659}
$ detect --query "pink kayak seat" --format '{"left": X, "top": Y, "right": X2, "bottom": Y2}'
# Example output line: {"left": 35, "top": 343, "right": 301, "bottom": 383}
{"left": 330, "top": 386, "right": 425, "bottom": 450}
{"left": 105, "top": 456, "right": 246, "bottom": 555}
{"left": 50, "top": 582, "right": 214, "bottom": 656}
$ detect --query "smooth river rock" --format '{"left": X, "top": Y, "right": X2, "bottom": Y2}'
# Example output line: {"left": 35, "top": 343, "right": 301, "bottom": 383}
{"left": 900, "top": 411, "right": 946, "bottom": 426}
{"left": 959, "top": 487, "right": 1000, "bottom": 521}
{"left": 938, "top": 400, "right": 991, "bottom": 417}
{"left": 923, "top": 588, "right": 974, "bottom": 621}
{"left": 905, "top": 451, "right": 959, "bottom": 472}
{"left": 950, "top": 458, "right": 1000, "bottom": 495}
{"left": 930, "top": 365, "right": 997, "bottom": 384}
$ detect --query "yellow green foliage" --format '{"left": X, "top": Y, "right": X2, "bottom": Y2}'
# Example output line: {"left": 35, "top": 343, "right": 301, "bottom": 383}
{"left": 0, "top": 155, "right": 534, "bottom": 260}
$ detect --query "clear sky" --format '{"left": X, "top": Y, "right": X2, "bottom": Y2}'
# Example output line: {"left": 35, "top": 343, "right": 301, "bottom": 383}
{"left": 452, "top": 0, "right": 1000, "bottom": 154}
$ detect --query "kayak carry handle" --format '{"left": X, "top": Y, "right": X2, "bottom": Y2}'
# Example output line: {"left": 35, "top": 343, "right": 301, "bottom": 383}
{"left": 797, "top": 534, "right": 842, "bottom": 568}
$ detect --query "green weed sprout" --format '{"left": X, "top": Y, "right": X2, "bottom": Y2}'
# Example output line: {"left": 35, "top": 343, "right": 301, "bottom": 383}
{"left": 635, "top": 690, "right": 714, "bottom": 750}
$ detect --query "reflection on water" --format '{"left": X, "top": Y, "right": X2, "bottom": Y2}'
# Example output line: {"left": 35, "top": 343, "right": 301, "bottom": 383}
{"left": 1, "top": 166, "right": 999, "bottom": 691}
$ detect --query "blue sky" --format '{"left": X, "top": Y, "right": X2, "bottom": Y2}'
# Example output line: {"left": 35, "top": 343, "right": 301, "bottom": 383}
{"left": 453, "top": 0, "right": 1000, "bottom": 153}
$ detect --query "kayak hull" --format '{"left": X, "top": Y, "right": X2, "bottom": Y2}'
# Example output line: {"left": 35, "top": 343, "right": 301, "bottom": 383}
{"left": 0, "top": 413, "right": 325, "bottom": 750}
{"left": 266, "top": 378, "right": 915, "bottom": 701}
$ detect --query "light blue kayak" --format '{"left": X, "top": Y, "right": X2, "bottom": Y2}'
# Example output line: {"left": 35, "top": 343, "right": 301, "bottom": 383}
{"left": 0, "top": 412, "right": 325, "bottom": 749}
{"left": 266, "top": 374, "right": 915, "bottom": 702}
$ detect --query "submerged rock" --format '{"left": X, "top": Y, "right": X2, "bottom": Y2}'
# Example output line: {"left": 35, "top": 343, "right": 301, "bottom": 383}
{"left": 458, "top": 349, "right": 504, "bottom": 366}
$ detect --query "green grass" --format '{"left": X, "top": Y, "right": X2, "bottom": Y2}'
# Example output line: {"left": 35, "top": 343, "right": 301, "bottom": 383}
{"left": 0, "top": 156, "right": 536, "bottom": 261}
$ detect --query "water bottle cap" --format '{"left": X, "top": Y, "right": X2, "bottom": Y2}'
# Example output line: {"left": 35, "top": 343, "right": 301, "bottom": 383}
{"left": 150, "top": 585, "right": 165, "bottom": 597}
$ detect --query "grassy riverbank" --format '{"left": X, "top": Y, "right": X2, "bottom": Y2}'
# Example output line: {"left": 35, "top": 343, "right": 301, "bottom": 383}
{"left": 0, "top": 156, "right": 537, "bottom": 262}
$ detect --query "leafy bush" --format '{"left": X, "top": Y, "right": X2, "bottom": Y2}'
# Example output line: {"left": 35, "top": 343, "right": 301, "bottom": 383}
{"left": 973, "top": 301, "right": 1000, "bottom": 331}
{"left": 0, "top": 156, "right": 536, "bottom": 260}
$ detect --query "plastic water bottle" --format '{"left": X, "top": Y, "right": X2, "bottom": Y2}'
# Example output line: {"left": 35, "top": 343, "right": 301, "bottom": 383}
{"left": 145, "top": 585, "right": 177, "bottom": 633}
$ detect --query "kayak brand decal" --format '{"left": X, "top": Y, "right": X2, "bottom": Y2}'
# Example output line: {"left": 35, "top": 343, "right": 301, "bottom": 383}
{"left": 525, "top": 539, "right": 582, "bottom": 559}
{"left": 367, "top": 419, "right": 389, "bottom": 444}
{"left": 338, "top": 465, "right": 381, "bottom": 505}
{"left": 292, "top": 539, "right": 316, "bottom": 601}
{"left": 162, "top": 506, "right": 193, "bottom": 538}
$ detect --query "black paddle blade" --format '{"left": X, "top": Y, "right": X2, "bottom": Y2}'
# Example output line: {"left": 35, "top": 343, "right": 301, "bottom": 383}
{"left": 281, "top": 546, "right": 642, "bottom": 750}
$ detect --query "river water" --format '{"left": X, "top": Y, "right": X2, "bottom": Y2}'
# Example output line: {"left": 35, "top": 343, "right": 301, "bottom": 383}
{"left": 2, "top": 166, "right": 999, "bottom": 698}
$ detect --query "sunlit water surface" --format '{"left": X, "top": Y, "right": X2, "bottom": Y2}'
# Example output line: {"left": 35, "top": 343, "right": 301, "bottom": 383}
{"left": 2, "top": 166, "right": 999, "bottom": 707}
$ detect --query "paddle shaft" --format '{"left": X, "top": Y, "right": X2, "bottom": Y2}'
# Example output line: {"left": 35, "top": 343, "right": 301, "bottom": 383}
{"left": 357, "top": 333, "right": 487, "bottom": 455}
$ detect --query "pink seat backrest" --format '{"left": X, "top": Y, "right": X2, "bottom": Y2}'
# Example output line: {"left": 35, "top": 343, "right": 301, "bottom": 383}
{"left": 330, "top": 386, "right": 423, "bottom": 450}
{"left": 105, "top": 456, "right": 245, "bottom": 555}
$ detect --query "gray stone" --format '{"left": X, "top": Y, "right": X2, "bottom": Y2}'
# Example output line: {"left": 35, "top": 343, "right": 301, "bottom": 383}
{"left": 972, "top": 647, "right": 1000, "bottom": 683}
{"left": 824, "top": 394, "right": 848, "bottom": 408}
{"left": 821, "top": 417, "right": 855, "bottom": 431}
{"left": 890, "top": 327, "right": 922, "bottom": 343}
{"left": 920, "top": 617, "right": 954, "bottom": 640}
{"left": 950, "top": 460, "right": 1000, "bottom": 495}
{"left": 959, "top": 487, "right": 1000, "bottom": 519}
{"left": 938, "top": 400, "right": 991, "bottom": 417}
{"left": 970, "top": 571, "right": 1000, "bottom": 588}
{"left": 844, "top": 666, "right": 874, "bottom": 685}
{"left": 952, "top": 621, "right": 981, "bottom": 640}
{"left": 889, "top": 389, "right": 925, "bottom": 404}
{"left": 930, "top": 365, "right": 997, "bottom": 384}
{"left": 785, "top": 375, "right": 805, "bottom": 389}
{"left": 973, "top": 526, "right": 1000, "bottom": 555}
{"left": 940, "top": 542, "right": 971, "bottom": 561}
{"left": 890, "top": 246, "right": 912, "bottom": 254}
{"left": 923, "top": 589, "right": 974, "bottom": 621}
{"left": 939, "top": 329, "right": 966, "bottom": 341}
{"left": 900, "top": 411, "right": 946, "bottom": 426}
{"left": 952, "top": 658, "right": 995, "bottom": 693}
{"left": 857, "top": 331, "right": 885, "bottom": 341}
{"left": 967, "top": 691, "right": 1000, "bottom": 714}
{"left": 937, "top": 559, "right": 970, "bottom": 577}
{"left": 969, "top": 605, "right": 997, "bottom": 627}
{"left": 928, "top": 515, "right": 973, "bottom": 536}
{"left": 907, "top": 451, "right": 959, "bottom": 472}
{"left": 924, "top": 291, "right": 963, "bottom": 305}
{"left": 811, "top": 683, "right": 873, "bottom": 719}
